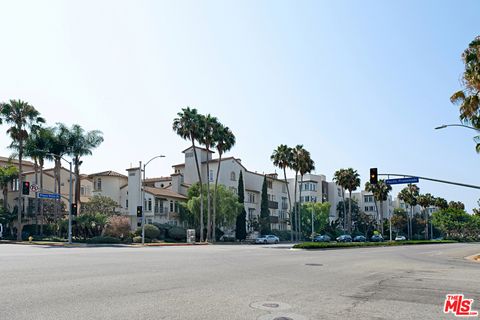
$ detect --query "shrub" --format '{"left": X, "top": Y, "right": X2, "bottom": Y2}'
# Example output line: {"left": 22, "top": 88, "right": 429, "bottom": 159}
{"left": 105, "top": 215, "right": 131, "bottom": 238}
{"left": 293, "top": 239, "right": 457, "bottom": 249}
{"left": 135, "top": 224, "right": 161, "bottom": 239}
{"left": 167, "top": 226, "right": 186, "bottom": 241}
{"left": 86, "top": 236, "right": 121, "bottom": 244}
{"left": 133, "top": 236, "right": 142, "bottom": 243}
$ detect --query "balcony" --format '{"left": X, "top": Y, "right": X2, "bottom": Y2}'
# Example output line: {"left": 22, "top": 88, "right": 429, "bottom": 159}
{"left": 281, "top": 203, "right": 288, "bottom": 210}
{"left": 268, "top": 201, "right": 278, "bottom": 209}
{"left": 269, "top": 216, "right": 279, "bottom": 223}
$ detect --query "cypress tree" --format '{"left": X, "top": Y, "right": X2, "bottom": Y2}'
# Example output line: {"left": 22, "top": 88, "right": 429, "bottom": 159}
{"left": 235, "top": 171, "right": 247, "bottom": 240}
{"left": 260, "top": 175, "right": 271, "bottom": 234}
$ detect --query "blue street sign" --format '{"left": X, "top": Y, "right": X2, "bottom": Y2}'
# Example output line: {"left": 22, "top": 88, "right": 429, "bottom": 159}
{"left": 38, "top": 193, "right": 61, "bottom": 199}
{"left": 385, "top": 177, "right": 419, "bottom": 185}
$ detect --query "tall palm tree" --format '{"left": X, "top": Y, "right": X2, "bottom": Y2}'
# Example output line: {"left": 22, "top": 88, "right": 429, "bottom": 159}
{"left": 0, "top": 99, "right": 45, "bottom": 240}
{"left": 398, "top": 184, "right": 419, "bottom": 240}
{"left": 198, "top": 114, "right": 218, "bottom": 242}
{"left": 66, "top": 124, "right": 104, "bottom": 206}
{"left": 290, "top": 145, "right": 304, "bottom": 241}
{"left": 212, "top": 124, "right": 235, "bottom": 242}
{"left": 333, "top": 169, "right": 348, "bottom": 230}
{"left": 0, "top": 164, "right": 19, "bottom": 210}
{"left": 297, "top": 148, "right": 315, "bottom": 238}
{"left": 417, "top": 193, "right": 434, "bottom": 240}
{"left": 173, "top": 107, "right": 205, "bottom": 241}
{"left": 271, "top": 144, "right": 294, "bottom": 241}
{"left": 365, "top": 180, "right": 392, "bottom": 235}
{"left": 344, "top": 168, "right": 360, "bottom": 234}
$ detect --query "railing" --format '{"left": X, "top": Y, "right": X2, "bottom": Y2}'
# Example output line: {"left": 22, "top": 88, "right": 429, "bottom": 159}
{"left": 269, "top": 216, "right": 279, "bottom": 223}
{"left": 268, "top": 201, "right": 278, "bottom": 209}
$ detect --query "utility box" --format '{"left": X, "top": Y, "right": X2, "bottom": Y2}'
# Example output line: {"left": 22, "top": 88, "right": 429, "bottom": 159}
{"left": 186, "top": 229, "right": 195, "bottom": 243}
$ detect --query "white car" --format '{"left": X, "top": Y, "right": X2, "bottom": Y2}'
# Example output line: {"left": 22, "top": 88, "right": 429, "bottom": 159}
{"left": 0, "top": 223, "right": 3, "bottom": 239}
{"left": 395, "top": 235, "right": 407, "bottom": 241}
{"left": 254, "top": 235, "right": 279, "bottom": 244}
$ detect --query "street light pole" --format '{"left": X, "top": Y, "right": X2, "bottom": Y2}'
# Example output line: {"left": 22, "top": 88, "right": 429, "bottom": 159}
{"left": 68, "top": 160, "right": 73, "bottom": 244}
{"left": 435, "top": 124, "right": 479, "bottom": 131}
{"left": 141, "top": 155, "right": 165, "bottom": 245}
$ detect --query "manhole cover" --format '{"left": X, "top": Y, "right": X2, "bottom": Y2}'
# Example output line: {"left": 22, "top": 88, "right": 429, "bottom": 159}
{"left": 257, "top": 313, "right": 308, "bottom": 320}
{"left": 250, "top": 301, "right": 291, "bottom": 311}
{"left": 305, "top": 263, "right": 323, "bottom": 266}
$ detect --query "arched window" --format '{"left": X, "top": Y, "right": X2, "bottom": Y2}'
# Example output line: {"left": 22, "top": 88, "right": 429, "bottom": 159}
{"left": 230, "top": 171, "right": 236, "bottom": 181}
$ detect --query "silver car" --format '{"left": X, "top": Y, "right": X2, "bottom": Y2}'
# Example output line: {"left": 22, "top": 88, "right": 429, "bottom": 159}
{"left": 255, "top": 235, "right": 280, "bottom": 244}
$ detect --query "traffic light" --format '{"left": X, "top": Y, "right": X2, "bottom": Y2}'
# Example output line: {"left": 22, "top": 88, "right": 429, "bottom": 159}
{"left": 370, "top": 168, "right": 378, "bottom": 185}
{"left": 136, "top": 206, "right": 143, "bottom": 217}
{"left": 71, "top": 203, "right": 78, "bottom": 216}
{"left": 22, "top": 181, "right": 30, "bottom": 195}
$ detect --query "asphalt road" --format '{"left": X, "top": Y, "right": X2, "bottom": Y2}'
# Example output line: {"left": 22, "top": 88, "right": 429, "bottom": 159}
{"left": 0, "top": 243, "right": 479, "bottom": 320}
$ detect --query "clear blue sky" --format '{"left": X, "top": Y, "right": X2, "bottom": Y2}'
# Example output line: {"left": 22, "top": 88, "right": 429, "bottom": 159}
{"left": 1, "top": 0, "right": 479, "bottom": 210}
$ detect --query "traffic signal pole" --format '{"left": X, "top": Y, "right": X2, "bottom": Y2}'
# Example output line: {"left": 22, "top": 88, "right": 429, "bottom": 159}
{"left": 68, "top": 161, "right": 72, "bottom": 244}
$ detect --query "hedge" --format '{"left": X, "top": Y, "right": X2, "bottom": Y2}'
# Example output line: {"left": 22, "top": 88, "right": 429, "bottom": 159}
{"left": 86, "top": 236, "right": 121, "bottom": 244}
{"left": 293, "top": 240, "right": 457, "bottom": 249}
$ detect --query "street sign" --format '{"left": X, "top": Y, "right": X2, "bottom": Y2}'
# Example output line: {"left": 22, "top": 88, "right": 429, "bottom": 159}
{"left": 385, "top": 177, "right": 419, "bottom": 185}
{"left": 30, "top": 184, "right": 39, "bottom": 192}
{"left": 38, "top": 193, "right": 61, "bottom": 200}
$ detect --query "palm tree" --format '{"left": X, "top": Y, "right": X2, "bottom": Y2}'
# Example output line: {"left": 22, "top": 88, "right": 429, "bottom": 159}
{"left": 398, "top": 184, "right": 419, "bottom": 240}
{"left": 173, "top": 107, "right": 205, "bottom": 241}
{"left": 417, "top": 193, "right": 434, "bottom": 240}
{"left": 365, "top": 180, "right": 392, "bottom": 235}
{"left": 297, "top": 149, "right": 315, "bottom": 238}
{"left": 66, "top": 124, "right": 104, "bottom": 206}
{"left": 198, "top": 114, "right": 218, "bottom": 242}
{"left": 290, "top": 145, "right": 304, "bottom": 241}
{"left": 0, "top": 99, "right": 45, "bottom": 240}
{"left": 271, "top": 144, "right": 294, "bottom": 241}
{"left": 333, "top": 169, "right": 348, "bottom": 230}
{"left": 212, "top": 124, "right": 235, "bottom": 242}
{"left": 343, "top": 168, "right": 360, "bottom": 234}
{"left": 434, "top": 197, "right": 448, "bottom": 210}
{"left": 0, "top": 164, "right": 19, "bottom": 210}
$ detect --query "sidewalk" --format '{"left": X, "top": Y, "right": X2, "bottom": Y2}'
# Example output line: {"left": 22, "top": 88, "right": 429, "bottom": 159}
{"left": 0, "top": 240, "right": 209, "bottom": 247}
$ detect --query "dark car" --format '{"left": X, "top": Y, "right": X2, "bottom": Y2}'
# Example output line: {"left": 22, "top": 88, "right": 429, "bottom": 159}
{"left": 370, "top": 234, "right": 384, "bottom": 242}
{"left": 336, "top": 235, "right": 352, "bottom": 242}
{"left": 353, "top": 235, "right": 366, "bottom": 242}
{"left": 313, "top": 235, "right": 331, "bottom": 242}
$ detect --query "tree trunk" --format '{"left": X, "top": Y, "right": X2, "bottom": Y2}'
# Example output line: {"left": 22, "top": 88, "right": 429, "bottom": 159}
{"left": 74, "top": 157, "right": 81, "bottom": 207}
{"left": 190, "top": 137, "right": 204, "bottom": 242}
{"left": 348, "top": 190, "right": 352, "bottom": 234}
{"left": 39, "top": 161, "right": 44, "bottom": 236}
{"left": 424, "top": 208, "right": 428, "bottom": 240}
{"left": 293, "top": 172, "right": 298, "bottom": 241}
{"left": 3, "top": 187, "right": 8, "bottom": 210}
{"left": 206, "top": 148, "right": 211, "bottom": 242}
{"left": 16, "top": 142, "right": 23, "bottom": 241}
{"left": 298, "top": 175, "right": 304, "bottom": 240}
{"left": 212, "top": 151, "right": 223, "bottom": 243}
{"left": 379, "top": 200, "right": 384, "bottom": 236}
{"left": 34, "top": 159, "right": 39, "bottom": 235}
{"left": 283, "top": 167, "right": 293, "bottom": 242}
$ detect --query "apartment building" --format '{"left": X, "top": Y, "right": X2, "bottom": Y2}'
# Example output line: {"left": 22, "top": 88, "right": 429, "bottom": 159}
{"left": 350, "top": 190, "right": 394, "bottom": 221}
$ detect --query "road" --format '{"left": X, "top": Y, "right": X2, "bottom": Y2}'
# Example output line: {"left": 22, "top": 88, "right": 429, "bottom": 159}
{"left": 0, "top": 243, "right": 479, "bottom": 320}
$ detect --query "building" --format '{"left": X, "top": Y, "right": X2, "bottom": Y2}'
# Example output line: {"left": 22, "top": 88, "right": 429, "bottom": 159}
{"left": 350, "top": 190, "right": 394, "bottom": 221}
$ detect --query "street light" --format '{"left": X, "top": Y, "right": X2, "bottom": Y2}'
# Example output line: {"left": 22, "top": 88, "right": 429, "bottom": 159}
{"left": 43, "top": 152, "right": 76, "bottom": 245}
{"left": 141, "top": 155, "right": 165, "bottom": 245}
{"left": 434, "top": 124, "right": 479, "bottom": 131}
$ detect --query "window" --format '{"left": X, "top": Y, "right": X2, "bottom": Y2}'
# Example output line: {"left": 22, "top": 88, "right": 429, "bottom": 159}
{"left": 126, "top": 199, "right": 128, "bottom": 208}
{"left": 365, "top": 206, "right": 369, "bottom": 212}
{"left": 267, "top": 180, "right": 273, "bottom": 189}
{"left": 148, "top": 198, "right": 152, "bottom": 212}
{"left": 95, "top": 178, "right": 102, "bottom": 191}
{"left": 268, "top": 194, "right": 276, "bottom": 201}
{"left": 247, "top": 193, "right": 256, "bottom": 204}
{"left": 282, "top": 184, "right": 287, "bottom": 193}
{"left": 209, "top": 170, "right": 214, "bottom": 182}
{"left": 11, "top": 178, "right": 19, "bottom": 191}
{"left": 170, "top": 200, "right": 174, "bottom": 212}
{"left": 230, "top": 172, "right": 236, "bottom": 181}
{"left": 80, "top": 186, "right": 86, "bottom": 196}
{"left": 185, "top": 152, "right": 193, "bottom": 158}
{"left": 311, "top": 196, "right": 317, "bottom": 202}
{"left": 175, "top": 201, "right": 179, "bottom": 213}
{"left": 248, "top": 208, "right": 255, "bottom": 221}
{"left": 338, "top": 188, "right": 342, "bottom": 197}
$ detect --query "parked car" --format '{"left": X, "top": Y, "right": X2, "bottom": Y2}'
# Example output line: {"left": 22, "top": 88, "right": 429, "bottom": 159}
{"left": 395, "top": 235, "right": 406, "bottom": 241}
{"left": 313, "top": 235, "right": 331, "bottom": 242}
{"left": 254, "top": 235, "right": 280, "bottom": 244}
{"left": 220, "top": 234, "right": 236, "bottom": 242}
{"left": 370, "top": 234, "right": 384, "bottom": 242}
{"left": 353, "top": 235, "right": 366, "bottom": 242}
{"left": 336, "top": 235, "right": 352, "bottom": 242}
{"left": 0, "top": 223, "right": 2, "bottom": 239}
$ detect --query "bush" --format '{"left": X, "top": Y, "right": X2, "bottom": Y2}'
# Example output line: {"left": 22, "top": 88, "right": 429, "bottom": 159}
{"left": 135, "top": 224, "right": 160, "bottom": 239}
{"left": 133, "top": 236, "right": 142, "bottom": 243}
{"left": 167, "top": 226, "right": 186, "bottom": 241}
{"left": 105, "top": 215, "right": 131, "bottom": 238}
{"left": 293, "top": 240, "right": 457, "bottom": 249}
{"left": 86, "top": 236, "right": 121, "bottom": 244}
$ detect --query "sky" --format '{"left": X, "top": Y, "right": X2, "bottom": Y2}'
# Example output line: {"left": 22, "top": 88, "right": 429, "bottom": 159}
{"left": 0, "top": 0, "right": 479, "bottom": 211}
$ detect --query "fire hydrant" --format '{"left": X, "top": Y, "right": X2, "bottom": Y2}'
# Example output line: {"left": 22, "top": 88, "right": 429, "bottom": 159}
{"left": 28, "top": 236, "right": 33, "bottom": 243}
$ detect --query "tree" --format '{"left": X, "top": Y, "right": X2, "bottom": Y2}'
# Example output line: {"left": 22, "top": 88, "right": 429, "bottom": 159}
{"left": 434, "top": 197, "right": 448, "bottom": 210}
{"left": 398, "top": 184, "right": 419, "bottom": 240}
{"left": 448, "top": 201, "right": 465, "bottom": 210}
{"left": 104, "top": 215, "right": 131, "bottom": 238}
{"left": 343, "top": 168, "right": 360, "bottom": 234}
{"left": 66, "top": 124, "right": 104, "bottom": 206}
{"left": 333, "top": 169, "right": 348, "bottom": 231}
{"left": 365, "top": 180, "right": 392, "bottom": 235}
{"left": 0, "top": 164, "right": 19, "bottom": 210}
{"left": 297, "top": 148, "right": 315, "bottom": 237}
{"left": 290, "top": 145, "right": 303, "bottom": 240}
{"left": 0, "top": 99, "right": 45, "bottom": 240}
{"left": 417, "top": 193, "right": 434, "bottom": 239}
{"left": 260, "top": 175, "right": 270, "bottom": 234}
{"left": 212, "top": 124, "right": 235, "bottom": 242}
{"left": 450, "top": 36, "right": 480, "bottom": 152}
{"left": 391, "top": 208, "right": 408, "bottom": 235}
{"left": 271, "top": 144, "right": 294, "bottom": 241}
{"left": 235, "top": 171, "right": 247, "bottom": 241}
{"left": 81, "top": 195, "right": 118, "bottom": 216}
{"left": 301, "top": 202, "right": 330, "bottom": 238}
{"left": 173, "top": 107, "right": 205, "bottom": 241}
{"left": 432, "top": 207, "right": 480, "bottom": 241}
